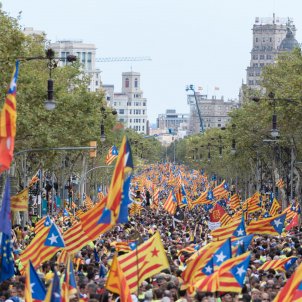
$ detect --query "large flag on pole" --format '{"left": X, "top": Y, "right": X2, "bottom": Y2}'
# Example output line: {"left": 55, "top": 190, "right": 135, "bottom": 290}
{"left": 10, "top": 188, "right": 29, "bottom": 212}
{"left": 0, "top": 61, "right": 19, "bottom": 174}
{"left": 106, "top": 145, "right": 118, "bottom": 165}
{"left": 106, "top": 231, "right": 169, "bottom": 294}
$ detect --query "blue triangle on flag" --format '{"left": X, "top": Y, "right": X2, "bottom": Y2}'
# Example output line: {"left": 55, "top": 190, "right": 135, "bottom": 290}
{"left": 29, "top": 261, "right": 46, "bottom": 300}
{"left": 44, "top": 223, "right": 65, "bottom": 248}
{"left": 270, "top": 214, "right": 286, "bottom": 234}
{"left": 44, "top": 216, "right": 52, "bottom": 227}
{"left": 129, "top": 241, "right": 137, "bottom": 250}
{"left": 230, "top": 254, "right": 251, "bottom": 286}
{"left": 98, "top": 207, "right": 112, "bottom": 224}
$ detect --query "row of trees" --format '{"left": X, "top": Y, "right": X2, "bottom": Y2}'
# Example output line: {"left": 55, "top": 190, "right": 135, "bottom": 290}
{"left": 168, "top": 48, "right": 302, "bottom": 205}
{"left": 0, "top": 9, "right": 164, "bottom": 199}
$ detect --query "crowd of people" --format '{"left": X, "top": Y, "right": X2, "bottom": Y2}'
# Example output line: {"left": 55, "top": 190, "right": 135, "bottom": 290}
{"left": 0, "top": 164, "right": 301, "bottom": 302}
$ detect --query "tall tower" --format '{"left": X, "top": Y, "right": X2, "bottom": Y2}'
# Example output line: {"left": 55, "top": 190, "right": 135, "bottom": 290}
{"left": 246, "top": 16, "right": 296, "bottom": 90}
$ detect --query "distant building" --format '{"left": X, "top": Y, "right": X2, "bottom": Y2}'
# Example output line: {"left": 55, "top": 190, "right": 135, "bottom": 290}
{"left": 102, "top": 71, "right": 148, "bottom": 134}
{"left": 245, "top": 16, "right": 298, "bottom": 91}
{"left": 187, "top": 94, "right": 238, "bottom": 134}
{"left": 157, "top": 109, "right": 189, "bottom": 133}
{"left": 23, "top": 27, "right": 45, "bottom": 37}
{"left": 49, "top": 40, "right": 101, "bottom": 92}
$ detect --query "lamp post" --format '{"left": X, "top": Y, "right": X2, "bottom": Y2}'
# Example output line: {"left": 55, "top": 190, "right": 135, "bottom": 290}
{"left": 20, "top": 48, "right": 77, "bottom": 110}
{"left": 100, "top": 106, "right": 117, "bottom": 142}
{"left": 186, "top": 85, "right": 204, "bottom": 133}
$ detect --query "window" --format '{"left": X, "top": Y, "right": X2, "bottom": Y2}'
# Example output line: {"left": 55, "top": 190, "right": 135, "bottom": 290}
{"left": 130, "top": 119, "right": 132, "bottom": 122}
{"left": 134, "top": 78, "right": 138, "bottom": 88}
{"left": 253, "top": 55, "right": 258, "bottom": 60}
{"left": 127, "top": 102, "right": 131, "bottom": 106}
{"left": 260, "top": 63, "right": 264, "bottom": 67}
{"left": 249, "top": 80, "right": 254, "bottom": 85}
{"left": 267, "top": 54, "right": 272, "bottom": 60}
{"left": 125, "top": 78, "right": 129, "bottom": 88}
{"left": 138, "top": 126, "right": 141, "bottom": 131}
{"left": 95, "top": 81, "right": 98, "bottom": 86}
{"left": 129, "top": 109, "right": 132, "bottom": 114}
{"left": 143, "top": 102, "right": 146, "bottom": 106}
{"left": 119, "top": 109, "right": 124, "bottom": 114}
{"left": 106, "top": 96, "right": 110, "bottom": 101}
{"left": 253, "top": 63, "right": 258, "bottom": 67}
{"left": 114, "top": 102, "right": 117, "bottom": 106}
{"left": 82, "top": 52, "right": 86, "bottom": 64}
{"left": 260, "top": 55, "right": 265, "bottom": 60}
{"left": 218, "top": 124, "right": 221, "bottom": 127}
{"left": 142, "top": 126, "right": 144, "bottom": 131}
{"left": 142, "top": 110, "right": 145, "bottom": 115}
{"left": 255, "top": 38, "right": 258, "bottom": 42}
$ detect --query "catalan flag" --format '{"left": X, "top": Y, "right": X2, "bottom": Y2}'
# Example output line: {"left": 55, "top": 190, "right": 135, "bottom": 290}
{"left": 213, "top": 180, "right": 229, "bottom": 199}
{"left": 34, "top": 216, "right": 52, "bottom": 234}
{"left": 151, "top": 188, "right": 159, "bottom": 209}
{"left": 10, "top": 188, "right": 29, "bottom": 212}
{"left": 231, "top": 235, "right": 254, "bottom": 257}
{"left": 242, "top": 192, "right": 262, "bottom": 213}
{"left": 258, "top": 256, "right": 297, "bottom": 272}
{"left": 194, "top": 252, "right": 251, "bottom": 293}
{"left": 44, "top": 270, "right": 61, "bottom": 302}
{"left": 99, "top": 136, "right": 133, "bottom": 224}
{"left": 25, "top": 261, "right": 46, "bottom": 302}
{"left": 230, "top": 194, "right": 241, "bottom": 210}
{"left": 220, "top": 213, "right": 233, "bottom": 226}
{"left": 106, "top": 145, "right": 118, "bottom": 165}
{"left": 106, "top": 254, "right": 133, "bottom": 302}
{"left": 247, "top": 213, "right": 286, "bottom": 236}
{"left": 0, "top": 61, "right": 19, "bottom": 174}
{"left": 211, "top": 216, "right": 245, "bottom": 241}
{"left": 276, "top": 178, "right": 285, "bottom": 189}
{"left": 163, "top": 191, "right": 177, "bottom": 215}
{"left": 269, "top": 198, "right": 281, "bottom": 216}
{"left": 274, "top": 260, "right": 302, "bottom": 302}
{"left": 62, "top": 256, "right": 78, "bottom": 302}
{"left": 84, "top": 195, "right": 94, "bottom": 210}
{"left": 107, "top": 231, "right": 169, "bottom": 294}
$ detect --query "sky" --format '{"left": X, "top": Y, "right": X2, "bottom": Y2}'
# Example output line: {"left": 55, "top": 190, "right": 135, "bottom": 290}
{"left": 2, "top": 0, "right": 302, "bottom": 124}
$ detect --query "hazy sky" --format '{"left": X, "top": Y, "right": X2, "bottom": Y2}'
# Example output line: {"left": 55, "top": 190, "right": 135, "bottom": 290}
{"left": 2, "top": 0, "right": 302, "bottom": 123}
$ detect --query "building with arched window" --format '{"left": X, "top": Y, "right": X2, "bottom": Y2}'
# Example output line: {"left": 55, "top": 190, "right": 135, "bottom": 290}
{"left": 102, "top": 71, "right": 149, "bottom": 134}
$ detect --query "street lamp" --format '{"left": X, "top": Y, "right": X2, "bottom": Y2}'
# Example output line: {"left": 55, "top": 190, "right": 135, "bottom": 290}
{"left": 186, "top": 84, "right": 204, "bottom": 133}
{"left": 100, "top": 106, "right": 117, "bottom": 142}
{"left": 20, "top": 48, "right": 77, "bottom": 110}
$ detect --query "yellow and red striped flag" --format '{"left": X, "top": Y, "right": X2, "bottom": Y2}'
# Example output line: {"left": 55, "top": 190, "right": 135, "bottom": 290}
{"left": 220, "top": 212, "right": 233, "bottom": 226}
{"left": 10, "top": 188, "right": 28, "bottom": 212}
{"left": 107, "top": 231, "right": 169, "bottom": 294}
{"left": 230, "top": 194, "right": 241, "bottom": 210}
{"left": 274, "top": 260, "right": 302, "bottom": 301}
{"left": 20, "top": 224, "right": 58, "bottom": 269}
{"left": 0, "top": 61, "right": 19, "bottom": 174}
{"left": 84, "top": 195, "right": 94, "bottom": 210}
{"left": 269, "top": 198, "right": 281, "bottom": 216}
{"left": 258, "top": 256, "right": 297, "bottom": 272}
{"left": 194, "top": 252, "right": 251, "bottom": 293}
{"left": 106, "top": 254, "right": 133, "bottom": 302}
{"left": 163, "top": 191, "right": 177, "bottom": 215}
{"left": 247, "top": 213, "right": 286, "bottom": 236}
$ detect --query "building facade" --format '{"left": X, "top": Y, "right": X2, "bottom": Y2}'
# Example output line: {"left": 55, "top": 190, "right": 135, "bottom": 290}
{"left": 246, "top": 16, "right": 297, "bottom": 90}
{"left": 103, "top": 71, "right": 148, "bottom": 134}
{"left": 187, "top": 94, "right": 238, "bottom": 134}
{"left": 157, "top": 109, "right": 189, "bottom": 133}
{"left": 49, "top": 40, "right": 102, "bottom": 92}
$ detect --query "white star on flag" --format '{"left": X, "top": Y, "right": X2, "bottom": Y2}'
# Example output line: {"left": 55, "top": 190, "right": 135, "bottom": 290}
{"left": 274, "top": 219, "right": 282, "bottom": 228}
{"left": 204, "top": 265, "right": 213, "bottom": 274}
{"left": 236, "top": 240, "right": 244, "bottom": 246}
{"left": 31, "top": 283, "right": 35, "bottom": 293}
{"left": 236, "top": 228, "right": 244, "bottom": 236}
{"left": 48, "top": 233, "right": 58, "bottom": 245}
{"left": 236, "top": 265, "right": 246, "bottom": 277}
{"left": 215, "top": 251, "right": 226, "bottom": 263}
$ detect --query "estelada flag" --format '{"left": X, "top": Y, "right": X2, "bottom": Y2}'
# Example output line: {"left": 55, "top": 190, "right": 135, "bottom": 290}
{"left": 0, "top": 61, "right": 19, "bottom": 174}
{"left": 106, "top": 231, "right": 169, "bottom": 294}
{"left": 106, "top": 254, "right": 133, "bottom": 302}
{"left": 10, "top": 188, "right": 28, "bottom": 212}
